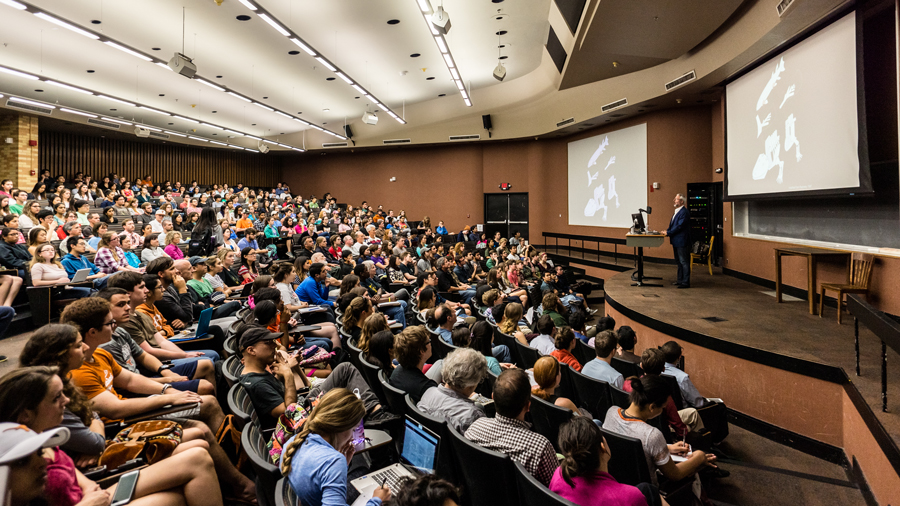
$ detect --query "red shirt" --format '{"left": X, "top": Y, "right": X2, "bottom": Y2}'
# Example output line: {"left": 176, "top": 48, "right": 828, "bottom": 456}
{"left": 551, "top": 349, "right": 582, "bottom": 372}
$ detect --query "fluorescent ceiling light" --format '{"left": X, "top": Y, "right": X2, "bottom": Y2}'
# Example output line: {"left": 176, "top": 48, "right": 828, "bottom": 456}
{"left": 450, "top": 68, "right": 459, "bottom": 80}
{"left": 334, "top": 135, "right": 347, "bottom": 140}
{"left": 59, "top": 108, "right": 97, "bottom": 118}
{"left": 102, "top": 117, "right": 132, "bottom": 125}
{"left": 0, "top": 66, "right": 38, "bottom": 80}
{"left": 351, "top": 84, "right": 365, "bottom": 94}
{"left": 223, "top": 129, "right": 242, "bottom": 135}
{"left": 314, "top": 57, "right": 335, "bottom": 72}
{"left": 156, "top": 62, "right": 173, "bottom": 71}
{"left": 201, "top": 122, "right": 223, "bottom": 130}
{"left": 34, "top": 13, "right": 99, "bottom": 40}
{"left": 417, "top": 0, "right": 431, "bottom": 12}
{"left": 139, "top": 106, "right": 169, "bottom": 115}
{"left": 136, "top": 125, "right": 161, "bottom": 132}
{"left": 275, "top": 111, "right": 292, "bottom": 119}
{"left": 387, "top": 111, "right": 399, "bottom": 119}
{"left": 9, "top": 97, "right": 55, "bottom": 108}
{"left": 173, "top": 115, "right": 199, "bottom": 124}
{"left": 291, "top": 147, "right": 304, "bottom": 152}
{"left": 464, "top": 98, "right": 472, "bottom": 107}
{"left": 460, "top": 88, "right": 469, "bottom": 99}
{"left": 227, "top": 92, "right": 251, "bottom": 103}
{"left": 188, "top": 136, "right": 208, "bottom": 142}
{"left": 237, "top": 0, "right": 257, "bottom": 10}
{"left": 0, "top": 0, "right": 27, "bottom": 10}
{"left": 455, "top": 79, "right": 465, "bottom": 90}
{"left": 164, "top": 130, "right": 187, "bottom": 137}
{"left": 443, "top": 53, "right": 454, "bottom": 68}
{"left": 258, "top": 13, "right": 290, "bottom": 36}
{"left": 277, "top": 143, "right": 291, "bottom": 148}
{"left": 245, "top": 135, "right": 262, "bottom": 140}
{"left": 372, "top": 101, "right": 383, "bottom": 109}
{"left": 394, "top": 116, "right": 407, "bottom": 124}
{"left": 210, "top": 140, "right": 227, "bottom": 146}
{"left": 254, "top": 103, "right": 274, "bottom": 112}
{"left": 294, "top": 118, "right": 309, "bottom": 125}
{"left": 435, "top": 37, "right": 448, "bottom": 53}
{"left": 228, "top": 145, "right": 244, "bottom": 149}
{"left": 335, "top": 72, "right": 352, "bottom": 84}
{"left": 98, "top": 95, "right": 135, "bottom": 106}
{"left": 428, "top": 18, "right": 439, "bottom": 35}
{"left": 44, "top": 80, "right": 92, "bottom": 95}
{"left": 104, "top": 41, "right": 152, "bottom": 61}
{"left": 195, "top": 79, "right": 225, "bottom": 92}
{"left": 246, "top": 149, "right": 260, "bottom": 153}
{"left": 290, "top": 38, "right": 316, "bottom": 56}
{"left": 310, "top": 125, "right": 325, "bottom": 132}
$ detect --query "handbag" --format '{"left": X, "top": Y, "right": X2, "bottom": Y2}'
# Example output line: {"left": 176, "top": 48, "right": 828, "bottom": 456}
{"left": 99, "top": 420, "right": 182, "bottom": 470}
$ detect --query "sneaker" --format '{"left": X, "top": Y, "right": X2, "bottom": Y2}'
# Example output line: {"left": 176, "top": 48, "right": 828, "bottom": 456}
{"left": 0, "top": 356, "right": 6, "bottom": 363}
{"left": 588, "top": 308, "right": 599, "bottom": 315}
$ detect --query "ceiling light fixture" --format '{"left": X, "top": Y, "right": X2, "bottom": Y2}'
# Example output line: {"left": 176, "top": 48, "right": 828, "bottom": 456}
{"left": 98, "top": 95, "right": 135, "bottom": 106}
{"left": 34, "top": 12, "right": 100, "bottom": 39}
{"left": 188, "top": 136, "right": 209, "bottom": 142}
{"left": 136, "top": 124, "right": 161, "bottom": 132}
{"left": 334, "top": 72, "right": 353, "bottom": 84}
{"left": 173, "top": 115, "right": 199, "bottom": 124}
{"left": 201, "top": 122, "right": 223, "bottom": 130}
{"left": 59, "top": 108, "right": 97, "bottom": 118}
{"left": 237, "top": 0, "right": 257, "bottom": 10}
{"left": 102, "top": 116, "right": 132, "bottom": 125}
{"left": 223, "top": 129, "right": 242, "bottom": 135}
{"left": 254, "top": 103, "right": 274, "bottom": 112}
{"left": 435, "top": 37, "right": 448, "bottom": 53}
{"left": 210, "top": 140, "right": 227, "bottom": 146}
{"left": 245, "top": 134, "right": 262, "bottom": 141}
{"left": 103, "top": 41, "right": 153, "bottom": 61}
{"left": 0, "top": 0, "right": 26, "bottom": 10}
{"left": 275, "top": 111, "right": 293, "bottom": 119}
{"left": 195, "top": 78, "right": 225, "bottom": 91}
{"left": 156, "top": 62, "right": 174, "bottom": 71}
{"left": 258, "top": 13, "right": 290, "bottom": 36}
{"left": 0, "top": 66, "right": 39, "bottom": 80}
{"left": 289, "top": 38, "right": 316, "bottom": 56}
{"left": 8, "top": 96, "right": 54, "bottom": 108}
{"left": 227, "top": 91, "right": 251, "bottom": 102}
{"left": 44, "top": 80, "right": 92, "bottom": 94}
{"left": 138, "top": 106, "right": 170, "bottom": 115}
{"left": 314, "top": 57, "right": 336, "bottom": 72}
{"left": 415, "top": 0, "right": 470, "bottom": 107}
{"left": 164, "top": 130, "right": 187, "bottom": 137}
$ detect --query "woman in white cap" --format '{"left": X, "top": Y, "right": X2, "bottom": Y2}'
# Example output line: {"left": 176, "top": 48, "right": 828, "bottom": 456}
{"left": 0, "top": 366, "right": 224, "bottom": 506}
{"left": 0, "top": 422, "right": 72, "bottom": 506}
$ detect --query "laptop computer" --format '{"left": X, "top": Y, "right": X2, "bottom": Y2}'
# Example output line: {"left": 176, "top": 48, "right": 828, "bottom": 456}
{"left": 170, "top": 307, "right": 214, "bottom": 343}
{"left": 70, "top": 268, "right": 91, "bottom": 283}
{"left": 351, "top": 417, "right": 440, "bottom": 495}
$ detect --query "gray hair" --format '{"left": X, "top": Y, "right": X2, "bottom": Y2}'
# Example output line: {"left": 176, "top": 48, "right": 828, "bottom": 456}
{"left": 442, "top": 347, "right": 488, "bottom": 390}
{"left": 434, "top": 257, "right": 447, "bottom": 270}
{"left": 362, "top": 260, "right": 375, "bottom": 270}
{"left": 366, "top": 224, "right": 375, "bottom": 231}
{"left": 62, "top": 221, "right": 81, "bottom": 234}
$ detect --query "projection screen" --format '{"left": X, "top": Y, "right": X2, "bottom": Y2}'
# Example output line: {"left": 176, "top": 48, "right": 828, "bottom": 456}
{"left": 725, "top": 11, "right": 870, "bottom": 199}
{"left": 567, "top": 123, "right": 648, "bottom": 228}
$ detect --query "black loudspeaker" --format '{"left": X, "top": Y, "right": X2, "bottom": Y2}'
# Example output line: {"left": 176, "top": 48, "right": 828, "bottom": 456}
{"left": 482, "top": 114, "right": 492, "bottom": 130}
{"left": 344, "top": 125, "right": 353, "bottom": 138}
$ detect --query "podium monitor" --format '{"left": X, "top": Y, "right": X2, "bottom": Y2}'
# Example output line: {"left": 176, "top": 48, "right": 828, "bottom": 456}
{"left": 631, "top": 213, "right": 645, "bottom": 233}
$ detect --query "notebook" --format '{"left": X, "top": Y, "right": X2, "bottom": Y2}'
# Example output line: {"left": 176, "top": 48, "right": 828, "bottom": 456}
{"left": 351, "top": 418, "right": 439, "bottom": 495}
{"left": 169, "top": 307, "right": 214, "bottom": 343}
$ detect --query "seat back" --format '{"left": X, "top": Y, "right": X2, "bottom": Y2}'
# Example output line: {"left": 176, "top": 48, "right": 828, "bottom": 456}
{"left": 357, "top": 355, "right": 388, "bottom": 406}
{"left": 275, "top": 477, "right": 299, "bottom": 506}
{"left": 568, "top": 369, "right": 611, "bottom": 419}
{"left": 223, "top": 355, "right": 243, "bottom": 388}
{"left": 493, "top": 329, "right": 525, "bottom": 368}
{"left": 346, "top": 338, "right": 364, "bottom": 372}
{"left": 446, "top": 425, "right": 519, "bottom": 506}
{"left": 659, "top": 374, "right": 684, "bottom": 410}
{"left": 378, "top": 370, "right": 410, "bottom": 416}
{"left": 405, "top": 396, "right": 456, "bottom": 483}
{"left": 242, "top": 423, "right": 281, "bottom": 506}
{"left": 227, "top": 383, "right": 252, "bottom": 430}
{"left": 611, "top": 357, "right": 642, "bottom": 379}
{"left": 850, "top": 252, "right": 875, "bottom": 288}
{"left": 599, "top": 428, "right": 655, "bottom": 487}
{"left": 609, "top": 384, "right": 632, "bottom": 409}
{"left": 431, "top": 332, "right": 458, "bottom": 360}
{"left": 514, "top": 340, "right": 540, "bottom": 369}
{"left": 528, "top": 395, "right": 573, "bottom": 452}
{"left": 513, "top": 462, "right": 579, "bottom": 506}
{"left": 556, "top": 363, "right": 578, "bottom": 405}
{"left": 573, "top": 339, "right": 595, "bottom": 366}
{"left": 475, "top": 369, "right": 497, "bottom": 399}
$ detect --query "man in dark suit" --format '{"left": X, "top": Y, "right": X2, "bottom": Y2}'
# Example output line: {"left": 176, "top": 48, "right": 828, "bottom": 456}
{"left": 662, "top": 193, "right": 691, "bottom": 288}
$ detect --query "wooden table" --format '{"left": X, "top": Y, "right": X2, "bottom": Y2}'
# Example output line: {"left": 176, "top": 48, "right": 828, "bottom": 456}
{"left": 774, "top": 247, "right": 851, "bottom": 314}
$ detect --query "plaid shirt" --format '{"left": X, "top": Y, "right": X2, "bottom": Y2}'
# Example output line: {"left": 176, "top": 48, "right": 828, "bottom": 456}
{"left": 94, "top": 246, "right": 127, "bottom": 274}
{"left": 464, "top": 414, "right": 558, "bottom": 485}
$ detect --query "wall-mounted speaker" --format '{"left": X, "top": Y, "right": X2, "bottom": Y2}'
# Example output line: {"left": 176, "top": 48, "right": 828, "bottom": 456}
{"left": 482, "top": 114, "right": 493, "bottom": 130}
{"left": 344, "top": 125, "right": 353, "bottom": 139}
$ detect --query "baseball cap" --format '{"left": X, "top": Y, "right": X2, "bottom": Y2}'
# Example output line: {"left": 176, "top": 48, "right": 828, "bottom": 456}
{"left": 239, "top": 326, "right": 281, "bottom": 351}
{"left": 155, "top": 209, "right": 165, "bottom": 215}
{"left": 0, "top": 424, "right": 69, "bottom": 464}
{"left": 187, "top": 256, "right": 207, "bottom": 266}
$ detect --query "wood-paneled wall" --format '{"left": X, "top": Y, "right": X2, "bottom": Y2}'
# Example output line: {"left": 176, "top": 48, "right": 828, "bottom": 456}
{"left": 39, "top": 130, "right": 282, "bottom": 187}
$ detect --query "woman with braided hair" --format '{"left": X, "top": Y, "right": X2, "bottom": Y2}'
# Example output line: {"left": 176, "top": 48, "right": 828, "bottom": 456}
{"left": 281, "top": 388, "right": 392, "bottom": 506}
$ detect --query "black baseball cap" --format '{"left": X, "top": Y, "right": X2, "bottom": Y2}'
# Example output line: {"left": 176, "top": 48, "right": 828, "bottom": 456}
{"left": 239, "top": 326, "right": 281, "bottom": 351}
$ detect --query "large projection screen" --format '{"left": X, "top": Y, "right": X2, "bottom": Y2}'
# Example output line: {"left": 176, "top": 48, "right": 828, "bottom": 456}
{"left": 567, "top": 123, "right": 648, "bottom": 228}
{"left": 725, "top": 11, "right": 870, "bottom": 199}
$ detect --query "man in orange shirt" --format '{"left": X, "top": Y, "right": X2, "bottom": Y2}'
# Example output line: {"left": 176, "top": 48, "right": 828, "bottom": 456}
{"left": 235, "top": 210, "right": 253, "bottom": 233}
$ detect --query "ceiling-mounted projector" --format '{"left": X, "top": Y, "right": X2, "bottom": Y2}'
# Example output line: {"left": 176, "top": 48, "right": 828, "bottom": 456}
{"left": 431, "top": 6, "right": 451, "bottom": 35}
{"left": 168, "top": 53, "right": 197, "bottom": 78}
{"left": 134, "top": 127, "right": 152, "bottom": 138}
{"left": 493, "top": 64, "right": 507, "bottom": 82}
{"left": 258, "top": 141, "right": 270, "bottom": 154}
{"left": 362, "top": 111, "right": 378, "bottom": 125}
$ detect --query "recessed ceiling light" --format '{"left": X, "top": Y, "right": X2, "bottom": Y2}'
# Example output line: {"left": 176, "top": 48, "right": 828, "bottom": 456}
{"left": 216, "top": 75, "right": 223, "bottom": 79}
{"left": 86, "top": 70, "right": 95, "bottom": 73}
{"left": 212, "top": 110, "right": 217, "bottom": 113}
{"left": 34, "top": 89, "right": 43, "bottom": 92}
{"left": 426, "top": 77, "right": 435, "bottom": 80}
{"left": 236, "top": 15, "right": 251, "bottom": 21}
{"left": 492, "top": 0, "right": 504, "bottom": 3}
{"left": 496, "top": 30, "right": 507, "bottom": 35}
{"left": 263, "top": 96, "right": 268, "bottom": 99}
{"left": 158, "top": 94, "right": 165, "bottom": 96}
{"left": 499, "top": 56, "right": 508, "bottom": 60}
{"left": 438, "top": 94, "right": 446, "bottom": 97}
{"left": 354, "top": 96, "right": 360, "bottom": 99}
{"left": 387, "top": 19, "right": 400, "bottom": 25}
{"left": 152, "top": 47, "right": 160, "bottom": 50}
{"left": 297, "top": 112, "right": 302, "bottom": 114}
{"left": 251, "top": 124, "right": 256, "bottom": 126}
{"left": 410, "top": 53, "right": 420, "bottom": 58}
{"left": 110, "top": 109, "right": 116, "bottom": 111}
{"left": 168, "top": 122, "right": 173, "bottom": 125}
{"left": 288, "top": 50, "right": 300, "bottom": 55}
{"left": 326, "top": 77, "right": 335, "bottom": 81}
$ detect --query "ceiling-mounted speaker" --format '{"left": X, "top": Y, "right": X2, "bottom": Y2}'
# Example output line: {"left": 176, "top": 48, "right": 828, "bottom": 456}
{"left": 482, "top": 114, "right": 492, "bottom": 130}
{"left": 344, "top": 125, "right": 353, "bottom": 139}
{"left": 431, "top": 6, "right": 451, "bottom": 35}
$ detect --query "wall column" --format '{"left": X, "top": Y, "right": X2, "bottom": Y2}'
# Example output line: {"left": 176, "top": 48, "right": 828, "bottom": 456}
{"left": 0, "top": 113, "right": 39, "bottom": 191}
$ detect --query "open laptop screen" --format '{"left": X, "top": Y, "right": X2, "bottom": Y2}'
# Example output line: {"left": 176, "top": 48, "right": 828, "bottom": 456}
{"left": 401, "top": 419, "right": 438, "bottom": 474}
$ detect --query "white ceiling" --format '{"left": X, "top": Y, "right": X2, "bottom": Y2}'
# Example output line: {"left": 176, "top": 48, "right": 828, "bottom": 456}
{"left": 0, "top": 0, "right": 550, "bottom": 149}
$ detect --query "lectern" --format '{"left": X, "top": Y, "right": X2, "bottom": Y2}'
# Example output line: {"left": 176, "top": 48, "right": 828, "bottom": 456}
{"left": 626, "top": 233, "right": 665, "bottom": 286}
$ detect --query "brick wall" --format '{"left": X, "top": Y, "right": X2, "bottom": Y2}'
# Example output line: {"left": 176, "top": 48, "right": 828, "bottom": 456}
{"left": 0, "top": 113, "right": 38, "bottom": 191}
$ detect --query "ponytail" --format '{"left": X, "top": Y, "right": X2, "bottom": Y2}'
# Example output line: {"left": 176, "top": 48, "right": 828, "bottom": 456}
{"left": 628, "top": 375, "right": 670, "bottom": 409}
{"left": 558, "top": 417, "right": 603, "bottom": 488}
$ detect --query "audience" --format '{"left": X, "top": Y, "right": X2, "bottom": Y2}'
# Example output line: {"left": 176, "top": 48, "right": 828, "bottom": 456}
{"left": 581, "top": 330, "right": 625, "bottom": 389}
{"left": 532, "top": 356, "right": 581, "bottom": 414}
{"left": 551, "top": 326, "right": 582, "bottom": 372}
{"left": 417, "top": 347, "right": 488, "bottom": 432}
{"left": 661, "top": 341, "right": 710, "bottom": 408}
{"left": 389, "top": 326, "right": 437, "bottom": 403}
{"left": 530, "top": 314, "right": 558, "bottom": 356}
{"left": 616, "top": 326, "right": 640, "bottom": 364}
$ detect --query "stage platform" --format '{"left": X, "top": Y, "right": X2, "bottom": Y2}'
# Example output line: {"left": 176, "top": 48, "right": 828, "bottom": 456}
{"left": 594, "top": 262, "right": 900, "bottom": 504}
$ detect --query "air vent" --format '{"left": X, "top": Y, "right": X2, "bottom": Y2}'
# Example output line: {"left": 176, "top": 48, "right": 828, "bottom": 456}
{"left": 383, "top": 138, "right": 411, "bottom": 145}
{"left": 87, "top": 118, "right": 121, "bottom": 130}
{"left": 601, "top": 98, "right": 627, "bottom": 113}
{"left": 776, "top": 0, "right": 795, "bottom": 17}
{"left": 148, "top": 131, "right": 170, "bottom": 140}
{"left": 449, "top": 134, "right": 480, "bottom": 141}
{"left": 556, "top": 117, "right": 575, "bottom": 128}
{"left": 665, "top": 70, "right": 696, "bottom": 92}
{"left": 322, "top": 142, "right": 349, "bottom": 148}
{"left": 5, "top": 99, "right": 53, "bottom": 116}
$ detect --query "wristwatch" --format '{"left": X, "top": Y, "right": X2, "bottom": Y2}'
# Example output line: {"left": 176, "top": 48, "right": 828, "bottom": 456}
{"left": 161, "top": 384, "right": 171, "bottom": 394}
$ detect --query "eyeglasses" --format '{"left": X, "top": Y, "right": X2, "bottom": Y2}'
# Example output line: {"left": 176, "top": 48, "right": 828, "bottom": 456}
{"left": 101, "top": 320, "right": 117, "bottom": 329}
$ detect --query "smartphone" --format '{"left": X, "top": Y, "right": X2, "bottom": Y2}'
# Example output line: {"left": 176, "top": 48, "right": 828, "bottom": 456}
{"left": 110, "top": 470, "right": 141, "bottom": 506}
{"left": 351, "top": 419, "right": 366, "bottom": 451}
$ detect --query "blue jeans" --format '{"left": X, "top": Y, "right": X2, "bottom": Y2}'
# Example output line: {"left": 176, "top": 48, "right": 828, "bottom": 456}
{"left": 381, "top": 300, "right": 407, "bottom": 329}
{"left": 459, "top": 289, "right": 476, "bottom": 305}
{"left": 92, "top": 274, "right": 111, "bottom": 289}
{"left": 673, "top": 246, "right": 690, "bottom": 286}
{"left": 0, "top": 306, "right": 14, "bottom": 340}
{"left": 492, "top": 345, "right": 512, "bottom": 364}
{"left": 301, "top": 337, "right": 333, "bottom": 352}
{"left": 170, "top": 349, "right": 220, "bottom": 366}
{"left": 61, "top": 287, "right": 93, "bottom": 298}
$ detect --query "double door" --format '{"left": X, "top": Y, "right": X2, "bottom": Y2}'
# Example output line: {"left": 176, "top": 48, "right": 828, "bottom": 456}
{"left": 484, "top": 193, "right": 529, "bottom": 240}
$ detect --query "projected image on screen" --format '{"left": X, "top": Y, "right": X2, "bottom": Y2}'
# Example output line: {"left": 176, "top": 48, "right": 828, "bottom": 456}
{"left": 568, "top": 123, "right": 647, "bottom": 228}
{"left": 726, "top": 12, "right": 866, "bottom": 198}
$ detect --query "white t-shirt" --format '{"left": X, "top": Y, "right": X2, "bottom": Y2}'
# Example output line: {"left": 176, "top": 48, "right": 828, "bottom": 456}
{"left": 276, "top": 282, "right": 301, "bottom": 307}
{"left": 601, "top": 406, "right": 670, "bottom": 485}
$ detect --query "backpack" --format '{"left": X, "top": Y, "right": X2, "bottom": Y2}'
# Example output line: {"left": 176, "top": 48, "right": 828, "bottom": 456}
{"left": 187, "top": 228, "right": 215, "bottom": 256}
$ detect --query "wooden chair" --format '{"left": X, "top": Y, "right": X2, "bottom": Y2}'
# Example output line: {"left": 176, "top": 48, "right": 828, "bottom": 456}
{"left": 819, "top": 252, "right": 874, "bottom": 323}
{"left": 689, "top": 236, "right": 715, "bottom": 275}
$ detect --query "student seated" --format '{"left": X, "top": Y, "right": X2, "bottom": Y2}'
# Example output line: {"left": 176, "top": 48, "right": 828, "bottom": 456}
{"left": 532, "top": 356, "right": 581, "bottom": 414}
{"left": 625, "top": 349, "right": 704, "bottom": 437}
{"left": 581, "top": 330, "right": 625, "bottom": 389}
{"left": 551, "top": 326, "right": 582, "bottom": 372}
{"left": 391, "top": 475, "right": 461, "bottom": 506}
{"left": 388, "top": 326, "right": 437, "bottom": 403}
{"left": 280, "top": 389, "right": 392, "bottom": 506}
{"left": 464, "top": 368, "right": 559, "bottom": 485}
{"left": 363, "top": 329, "right": 395, "bottom": 376}
{"left": 616, "top": 326, "right": 641, "bottom": 364}
{"left": 529, "top": 314, "right": 558, "bottom": 356}
{"left": 416, "top": 347, "right": 488, "bottom": 433}
{"left": 29, "top": 243, "right": 92, "bottom": 299}
{"left": 550, "top": 417, "right": 650, "bottom": 506}
{"left": 497, "top": 302, "right": 528, "bottom": 345}
{"left": 660, "top": 341, "right": 710, "bottom": 408}
{"left": 455, "top": 320, "right": 514, "bottom": 374}
{"left": 0, "top": 368, "right": 222, "bottom": 506}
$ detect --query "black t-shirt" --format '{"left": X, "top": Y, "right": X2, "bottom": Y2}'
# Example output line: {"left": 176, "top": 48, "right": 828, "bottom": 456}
{"left": 239, "top": 372, "right": 285, "bottom": 430}
{"left": 399, "top": 263, "right": 413, "bottom": 277}
{"left": 435, "top": 269, "right": 456, "bottom": 292}
{"left": 389, "top": 365, "right": 437, "bottom": 404}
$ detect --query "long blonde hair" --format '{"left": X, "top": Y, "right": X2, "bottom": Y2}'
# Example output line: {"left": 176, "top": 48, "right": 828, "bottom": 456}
{"left": 358, "top": 313, "right": 390, "bottom": 354}
{"left": 341, "top": 297, "right": 371, "bottom": 330}
{"left": 280, "top": 388, "right": 365, "bottom": 476}
{"left": 164, "top": 230, "right": 181, "bottom": 247}
{"left": 28, "top": 242, "right": 62, "bottom": 270}
{"left": 499, "top": 302, "right": 524, "bottom": 334}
